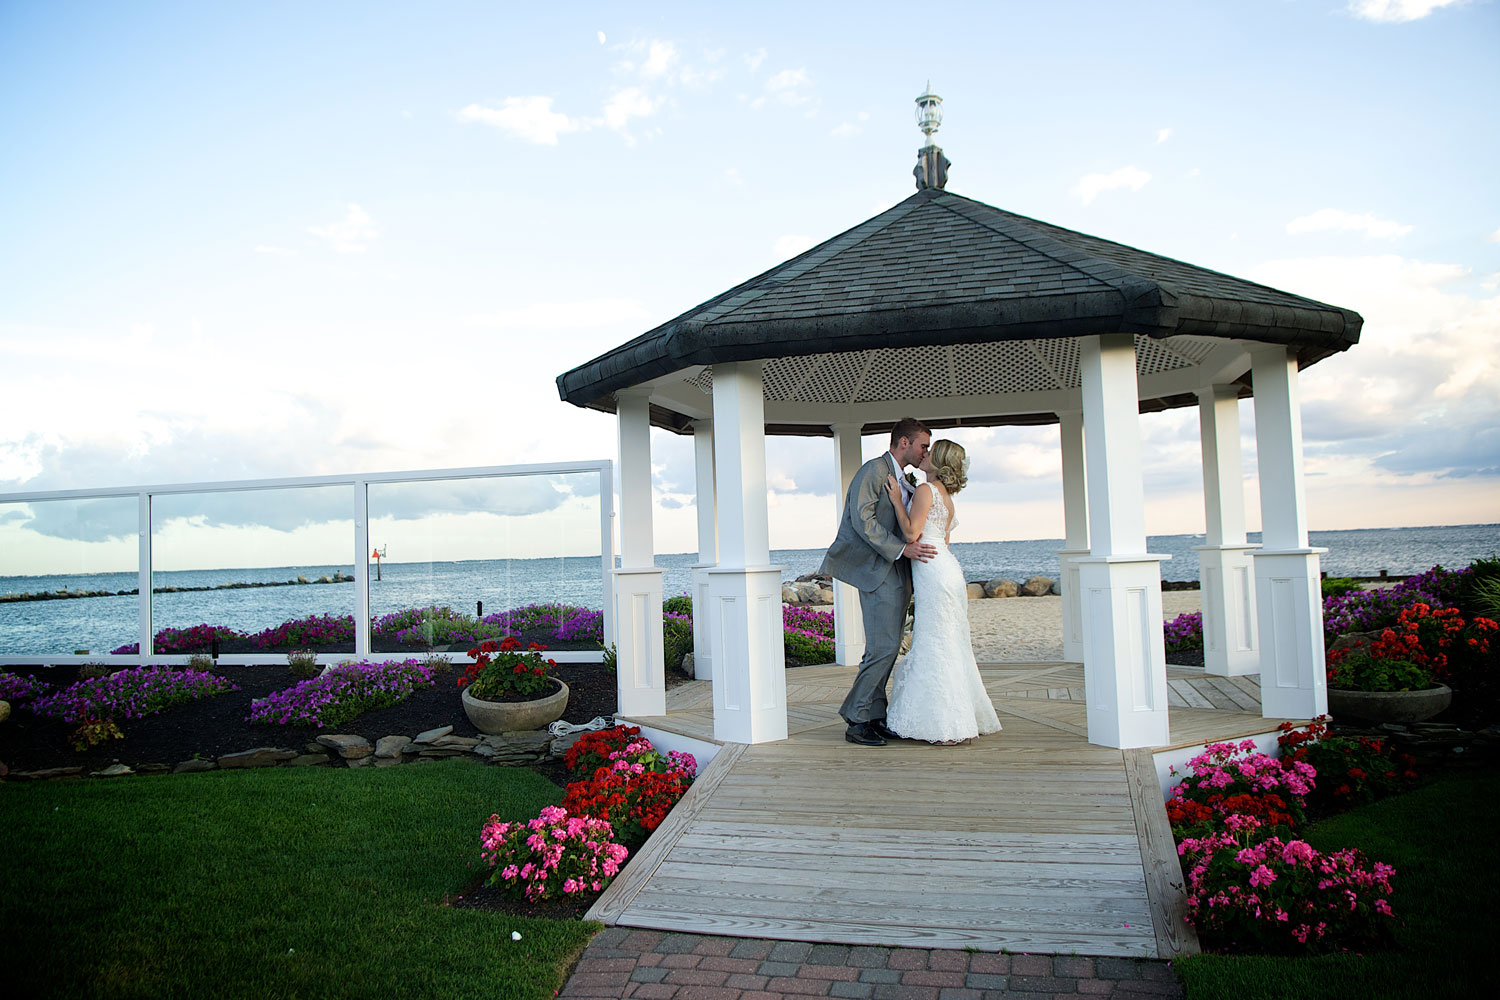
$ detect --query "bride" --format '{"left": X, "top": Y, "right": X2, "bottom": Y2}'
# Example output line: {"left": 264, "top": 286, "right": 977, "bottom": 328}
{"left": 882, "top": 439, "right": 1003, "bottom": 745}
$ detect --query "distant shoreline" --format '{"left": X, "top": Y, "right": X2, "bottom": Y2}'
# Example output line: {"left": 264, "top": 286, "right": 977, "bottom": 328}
{"left": 0, "top": 572, "right": 355, "bottom": 605}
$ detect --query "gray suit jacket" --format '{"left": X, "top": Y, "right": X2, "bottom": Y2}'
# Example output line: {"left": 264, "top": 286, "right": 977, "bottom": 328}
{"left": 820, "top": 453, "right": 910, "bottom": 593}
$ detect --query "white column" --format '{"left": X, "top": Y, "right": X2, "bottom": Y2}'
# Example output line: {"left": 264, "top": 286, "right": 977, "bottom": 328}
{"left": 137, "top": 492, "right": 152, "bottom": 663}
{"left": 831, "top": 422, "right": 866, "bottom": 667}
{"left": 690, "top": 419, "right": 717, "bottom": 681}
{"left": 1249, "top": 347, "right": 1327, "bottom": 719}
{"left": 1194, "top": 386, "right": 1259, "bottom": 676}
{"left": 1076, "top": 335, "right": 1171, "bottom": 749}
{"left": 354, "top": 481, "right": 371, "bottom": 659}
{"left": 709, "top": 362, "right": 788, "bottom": 744}
{"left": 1055, "top": 410, "right": 1089, "bottom": 663}
{"left": 613, "top": 389, "right": 666, "bottom": 718}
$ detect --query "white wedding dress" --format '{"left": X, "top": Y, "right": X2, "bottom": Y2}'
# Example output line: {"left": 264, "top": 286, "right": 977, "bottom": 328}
{"left": 886, "top": 491, "right": 1004, "bottom": 743}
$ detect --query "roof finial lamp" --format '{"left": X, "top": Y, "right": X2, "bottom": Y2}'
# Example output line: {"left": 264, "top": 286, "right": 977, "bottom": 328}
{"left": 913, "top": 82, "right": 950, "bottom": 191}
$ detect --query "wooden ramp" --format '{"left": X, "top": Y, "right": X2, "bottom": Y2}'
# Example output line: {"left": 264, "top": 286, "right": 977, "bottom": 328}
{"left": 588, "top": 660, "right": 1308, "bottom": 958}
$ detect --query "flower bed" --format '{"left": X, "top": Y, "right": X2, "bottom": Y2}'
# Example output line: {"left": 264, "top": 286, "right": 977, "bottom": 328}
{"left": 479, "top": 806, "right": 628, "bottom": 902}
{"left": 1321, "top": 565, "right": 1468, "bottom": 644}
{"left": 1277, "top": 717, "right": 1417, "bottom": 811}
{"left": 1177, "top": 813, "right": 1396, "bottom": 955}
{"left": 1163, "top": 611, "right": 1203, "bottom": 653}
{"left": 1167, "top": 725, "right": 1402, "bottom": 956}
{"left": 481, "top": 725, "right": 697, "bottom": 902}
{"left": 111, "top": 623, "right": 247, "bottom": 655}
{"left": 1165, "top": 739, "right": 1316, "bottom": 839}
{"left": 0, "top": 669, "right": 51, "bottom": 703}
{"left": 29, "top": 666, "right": 238, "bottom": 724}
{"left": 250, "top": 613, "right": 356, "bottom": 649}
{"left": 245, "top": 658, "right": 435, "bottom": 728}
{"left": 784, "top": 605, "right": 835, "bottom": 664}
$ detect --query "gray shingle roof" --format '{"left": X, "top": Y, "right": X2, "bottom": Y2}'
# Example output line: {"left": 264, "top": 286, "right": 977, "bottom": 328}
{"left": 556, "top": 188, "right": 1362, "bottom": 428}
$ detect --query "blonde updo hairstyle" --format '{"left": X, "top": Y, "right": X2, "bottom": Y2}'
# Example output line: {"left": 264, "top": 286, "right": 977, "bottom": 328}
{"left": 929, "top": 439, "right": 967, "bottom": 494}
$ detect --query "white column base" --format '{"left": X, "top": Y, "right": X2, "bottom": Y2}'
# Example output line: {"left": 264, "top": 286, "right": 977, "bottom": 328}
{"left": 1194, "top": 544, "right": 1260, "bottom": 676}
{"left": 709, "top": 566, "right": 789, "bottom": 744}
{"left": 1077, "top": 554, "right": 1172, "bottom": 749}
{"left": 1056, "top": 548, "right": 1089, "bottom": 663}
{"left": 832, "top": 579, "right": 865, "bottom": 667}
{"left": 1251, "top": 548, "right": 1328, "bottom": 719}
{"left": 613, "top": 567, "right": 666, "bottom": 718}
{"left": 690, "top": 564, "right": 716, "bottom": 681}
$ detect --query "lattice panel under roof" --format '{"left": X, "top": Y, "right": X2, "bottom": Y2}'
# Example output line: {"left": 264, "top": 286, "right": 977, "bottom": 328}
{"left": 676, "top": 334, "right": 1224, "bottom": 405}
{"left": 856, "top": 344, "right": 952, "bottom": 402}
{"left": 952, "top": 340, "right": 1058, "bottom": 396}
{"left": 1135, "top": 334, "right": 1219, "bottom": 376}
{"left": 760, "top": 353, "right": 828, "bottom": 401}
{"left": 790, "top": 352, "right": 869, "bottom": 404}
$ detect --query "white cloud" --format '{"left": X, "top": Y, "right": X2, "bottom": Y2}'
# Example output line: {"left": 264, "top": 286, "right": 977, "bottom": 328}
{"left": 459, "top": 97, "right": 584, "bottom": 145}
{"left": 1186, "top": 167, "right": 1201, "bottom": 178}
{"left": 772, "top": 235, "right": 816, "bottom": 261}
{"left": 1247, "top": 253, "right": 1498, "bottom": 477}
{"left": 641, "top": 40, "right": 676, "bottom": 78}
{"left": 1156, "top": 127, "right": 1172, "bottom": 143}
{"left": 602, "top": 87, "right": 659, "bottom": 138}
{"left": 1286, "top": 208, "right": 1414, "bottom": 240}
{"left": 254, "top": 245, "right": 297, "bottom": 256}
{"left": 744, "top": 48, "right": 767, "bottom": 73}
{"left": 459, "top": 298, "right": 651, "bottom": 330}
{"left": 1486, "top": 226, "right": 1500, "bottom": 243}
{"left": 1346, "top": 0, "right": 1466, "bottom": 23}
{"left": 765, "top": 68, "right": 812, "bottom": 106}
{"left": 307, "top": 204, "right": 377, "bottom": 254}
{"left": 597, "top": 30, "right": 606, "bottom": 44}
{"left": 1071, "top": 166, "right": 1151, "bottom": 205}
{"left": 830, "top": 111, "right": 869, "bottom": 138}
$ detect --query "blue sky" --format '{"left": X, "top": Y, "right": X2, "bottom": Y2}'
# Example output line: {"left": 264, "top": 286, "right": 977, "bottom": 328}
{"left": 1, "top": 0, "right": 1497, "bottom": 568}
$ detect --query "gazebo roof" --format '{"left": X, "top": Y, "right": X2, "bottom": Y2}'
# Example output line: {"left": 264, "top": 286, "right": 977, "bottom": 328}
{"left": 557, "top": 187, "right": 1362, "bottom": 436}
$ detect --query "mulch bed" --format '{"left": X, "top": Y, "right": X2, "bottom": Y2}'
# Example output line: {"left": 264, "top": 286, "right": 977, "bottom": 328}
{"left": 0, "top": 660, "right": 621, "bottom": 778}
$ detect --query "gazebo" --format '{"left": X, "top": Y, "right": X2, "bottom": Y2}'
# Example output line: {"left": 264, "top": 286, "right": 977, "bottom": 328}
{"left": 557, "top": 92, "right": 1361, "bottom": 750}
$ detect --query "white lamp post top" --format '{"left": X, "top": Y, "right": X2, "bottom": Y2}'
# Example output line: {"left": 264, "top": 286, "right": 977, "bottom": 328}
{"left": 915, "top": 83, "right": 942, "bottom": 148}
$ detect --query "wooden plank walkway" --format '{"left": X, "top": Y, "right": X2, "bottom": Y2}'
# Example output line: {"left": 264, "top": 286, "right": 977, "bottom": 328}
{"left": 596, "top": 660, "right": 1298, "bottom": 957}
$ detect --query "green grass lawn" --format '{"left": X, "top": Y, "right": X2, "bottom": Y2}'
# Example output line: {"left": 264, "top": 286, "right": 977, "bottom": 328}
{"left": 0, "top": 760, "right": 599, "bottom": 1000}
{"left": 1175, "top": 765, "right": 1499, "bottom": 1000}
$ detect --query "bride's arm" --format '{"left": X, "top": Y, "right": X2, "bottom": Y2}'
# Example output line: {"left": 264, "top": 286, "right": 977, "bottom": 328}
{"left": 884, "top": 475, "right": 926, "bottom": 543}
{"left": 884, "top": 475, "right": 917, "bottom": 542}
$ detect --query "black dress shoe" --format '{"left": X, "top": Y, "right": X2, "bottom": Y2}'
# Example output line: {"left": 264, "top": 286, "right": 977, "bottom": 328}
{"left": 844, "top": 722, "right": 887, "bottom": 746}
{"left": 869, "top": 719, "right": 901, "bottom": 741}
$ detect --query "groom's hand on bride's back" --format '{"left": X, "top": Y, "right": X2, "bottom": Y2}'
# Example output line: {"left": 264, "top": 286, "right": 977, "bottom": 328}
{"left": 903, "top": 538, "right": 936, "bottom": 562}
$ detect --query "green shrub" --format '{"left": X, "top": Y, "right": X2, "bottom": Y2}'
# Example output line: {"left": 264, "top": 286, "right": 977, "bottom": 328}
{"left": 1328, "top": 651, "right": 1433, "bottom": 692}
{"left": 662, "top": 615, "right": 693, "bottom": 673}
{"left": 78, "top": 662, "right": 112, "bottom": 681}
{"left": 287, "top": 648, "right": 320, "bottom": 680}
{"left": 662, "top": 594, "right": 693, "bottom": 615}
{"left": 785, "top": 630, "right": 834, "bottom": 666}
{"left": 1321, "top": 577, "right": 1360, "bottom": 599}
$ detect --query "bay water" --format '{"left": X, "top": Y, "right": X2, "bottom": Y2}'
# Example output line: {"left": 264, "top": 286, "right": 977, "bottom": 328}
{"left": 2, "top": 523, "right": 1495, "bottom": 657}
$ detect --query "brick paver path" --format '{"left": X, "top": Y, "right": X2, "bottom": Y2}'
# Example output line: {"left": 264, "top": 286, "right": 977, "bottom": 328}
{"left": 560, "top": 929, "right": 1184, "bottom": 999}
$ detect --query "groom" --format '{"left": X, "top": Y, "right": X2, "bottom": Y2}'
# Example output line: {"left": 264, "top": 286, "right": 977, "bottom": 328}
{"left": 820, "top": 417, "right": 936, "bottom": 746}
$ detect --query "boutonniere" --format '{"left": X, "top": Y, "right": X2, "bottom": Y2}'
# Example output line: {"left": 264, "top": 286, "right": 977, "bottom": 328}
{"left": 904, "top": 472, "right": 918, "bottom": 489}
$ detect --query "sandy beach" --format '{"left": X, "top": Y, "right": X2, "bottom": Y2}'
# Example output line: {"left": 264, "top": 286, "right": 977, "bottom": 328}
{"left": 964, "top": 590, "right": 1202, "bottom": 662}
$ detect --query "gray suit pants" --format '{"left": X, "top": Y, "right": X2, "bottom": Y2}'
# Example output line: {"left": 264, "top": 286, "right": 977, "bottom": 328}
{"left": 839, "top": 567, "right": 910, "bottom": 724}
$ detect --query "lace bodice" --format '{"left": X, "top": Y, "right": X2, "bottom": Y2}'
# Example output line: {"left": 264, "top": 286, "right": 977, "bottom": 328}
{"left": 919, "top": 488, "right": 956, "bottom": 541}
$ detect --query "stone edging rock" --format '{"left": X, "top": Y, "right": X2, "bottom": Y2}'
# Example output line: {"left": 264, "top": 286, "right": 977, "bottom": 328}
{"left": 1, "top": 724, "right": 584, "bottom": 782}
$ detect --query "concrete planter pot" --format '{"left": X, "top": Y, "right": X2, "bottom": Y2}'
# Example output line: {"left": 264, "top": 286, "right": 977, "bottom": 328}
{"left": 1327, "top": 684, "right": 1452, "bottom": 724}
{"left": 461, "top": 679, "right": 569, "bottom": 734}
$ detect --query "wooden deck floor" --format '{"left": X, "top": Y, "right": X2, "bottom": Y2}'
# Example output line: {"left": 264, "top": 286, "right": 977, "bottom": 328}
{"left": 593, "top": 661, "right": 1296, "bottom": 958}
